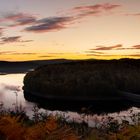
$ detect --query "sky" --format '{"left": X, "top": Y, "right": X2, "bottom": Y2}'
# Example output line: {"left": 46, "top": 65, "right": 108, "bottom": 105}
{"left": 0, "top": 0, "right": 140, "bottom": 61}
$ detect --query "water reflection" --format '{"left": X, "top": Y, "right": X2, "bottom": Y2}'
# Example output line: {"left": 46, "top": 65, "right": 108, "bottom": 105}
{"left": 0, "top": 74, "right": 34, "bottom": 116}
{"left": 0, "top": 74, "right": 140, "bottom": 128}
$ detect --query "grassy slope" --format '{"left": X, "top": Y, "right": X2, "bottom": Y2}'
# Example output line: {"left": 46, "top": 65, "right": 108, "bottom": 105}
{"left": 0, "top": 108, "right": 140, "bottom": 140}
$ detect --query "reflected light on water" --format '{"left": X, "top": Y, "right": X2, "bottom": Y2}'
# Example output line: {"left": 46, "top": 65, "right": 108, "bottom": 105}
{"left": 0, "top": 74, "right": 34, "bottom": 116}
{"left": 0, "top": 74, "right": 140, "bottom": 127}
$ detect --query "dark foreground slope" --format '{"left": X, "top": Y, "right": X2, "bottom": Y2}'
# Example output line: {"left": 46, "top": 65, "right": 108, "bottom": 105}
{"left": 23, "top": 59, "right": 140, "bottom": 112}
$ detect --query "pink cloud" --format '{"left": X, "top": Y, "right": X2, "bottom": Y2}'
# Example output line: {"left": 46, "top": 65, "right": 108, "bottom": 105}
{"left": 0, "top": 28, "right": 3, "bottom": 36}
{"left": 0, "top": 36, "right": 33, "bottom": 44}
{"left": 24, "top": 3, "right": 121, "bottom": 33}
{"left": 125, "top": 13, "right": 140, "bottom": 16}
{"left": 91, "top": 44, "right": 122, "bottom": 50}
{"left": 72, "top": 3, "right": 121, "bottom": 18}
{"left": 132, "top": 45, "right": 140, "bottom": 49}
{"left": 73, "top": 3, "right": 120, "bottom": 11}
{"left": 0, "top": 13, "right": 37, "bottom": 27}
{"left": 24, "top": 16, "right": 75, "bottom": 33}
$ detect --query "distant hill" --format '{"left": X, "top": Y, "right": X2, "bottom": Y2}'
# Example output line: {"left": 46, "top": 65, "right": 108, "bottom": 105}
{"left": 1, "top": 58, "right": 140, "bottom": 74}
{"left": 0, "top": 59, "right": 71, "bottom": 74}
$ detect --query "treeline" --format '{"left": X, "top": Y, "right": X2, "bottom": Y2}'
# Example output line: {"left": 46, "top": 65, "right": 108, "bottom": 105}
{"left": 24, "top": 59, "right": 140, "bottom": 97}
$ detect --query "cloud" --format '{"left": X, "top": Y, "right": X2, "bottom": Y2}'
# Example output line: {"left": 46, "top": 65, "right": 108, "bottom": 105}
{"left": 74, "top": 3, "right": 120, "bottom": 11}
{"left": 86, "top": 53, "right": 140, "bottom": 58}
{"left": 48, "top": 52, "right": 65, "bottom": 55}
{"left": 1, "top": 36, "right": 21, "bottom": 43}
{"left": 0, "top": 3, "right": 121, "bottom": 39}
{"left": 10, "top": 15, "right": 36, "bottom": 27}
{"left": 115, "top": 45, "right": 140, "bottom": 50}
{"left": 0, "top": 36, "right": 33, "bottom": 44}
{"left": 91, "top": 44, "right": 122, "bottom": 50}
{"left": 24, "top": 16, "right": 74, "bottom": 33}
{"left": 0, "top": 51, "right": 37, "bottom": 55}
{"left": 88, "top": 44, "right": 140, "bottom": 52}
{"left": 0, "top": 28, "right": 3, "bottom": 36}
{"left": 11, "top": 53, "right": 37, "bottom": 55}
{"left": 24, "top": 3, "right": 120, "bottom": 33}
{"left": 0, "top": 51, "right": 15, "bottom": 55}
{"left": 85, "top": 50, "right": 105, "bottom": 54}
{"left": 0, "top": 13, "right": 37, "bottom": 27}
{"left": 86, "top": 44, "right": 140, "bottom": 58}
{"left": 38, "top": 55, "right": 54, "bottom": 58}
{"left": 72, "top": 3, "right": 121, "bottom": 18}
{"left": 20, "top": 40, "right": 33, "bottom": 43}
{"left": 125, "top": 13, "right": 140, "bottom": 16}
{"left": 132, "top": 45, "right": 140, "bottom": 49}
{"left": 128, "top": 54, "right": 140, "bottom": 57}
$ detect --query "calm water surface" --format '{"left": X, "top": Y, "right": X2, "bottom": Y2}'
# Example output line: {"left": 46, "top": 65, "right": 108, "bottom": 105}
{"left": 0, "top": 74, "right": 140, "bottom": 127}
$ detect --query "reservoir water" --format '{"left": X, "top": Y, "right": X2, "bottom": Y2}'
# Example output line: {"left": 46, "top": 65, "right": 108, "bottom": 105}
{"left": 0, "top": 74, "right": 140, "bottom": 127}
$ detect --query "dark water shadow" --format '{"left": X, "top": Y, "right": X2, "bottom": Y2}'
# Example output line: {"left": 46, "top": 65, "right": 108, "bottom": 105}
{"left": 23, "top": 91, "right": 140, "bottom": 114}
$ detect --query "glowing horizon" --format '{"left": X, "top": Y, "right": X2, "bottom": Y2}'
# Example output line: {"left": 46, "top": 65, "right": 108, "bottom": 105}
{"left": 0, "top": 0, "right": 140, "bottom": 61}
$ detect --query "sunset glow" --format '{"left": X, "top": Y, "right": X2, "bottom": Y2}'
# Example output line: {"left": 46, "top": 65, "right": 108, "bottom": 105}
{"left": 0, "top": 0, "right": 140, "bottom": 61}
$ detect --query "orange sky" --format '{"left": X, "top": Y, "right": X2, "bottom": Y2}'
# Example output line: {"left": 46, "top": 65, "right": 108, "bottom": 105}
{"left": 0, "top": 0, "right": 140, "bottom": 61}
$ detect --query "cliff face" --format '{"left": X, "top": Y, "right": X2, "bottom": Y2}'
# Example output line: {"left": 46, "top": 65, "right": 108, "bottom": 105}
{"left": 23, "top": 59, "right": 140, "bottom": 98}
